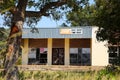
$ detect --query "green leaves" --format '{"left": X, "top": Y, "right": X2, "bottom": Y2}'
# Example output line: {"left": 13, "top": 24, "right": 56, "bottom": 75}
{"left": 0, "top": 0, "right": 16, "bottom": 14}
{"left": 1, "top": 0, "right": 92, "bottom": 27}
{"left": 94, "top": 0, "right": 120, "bottom": 44}
{"left": 0, "top": 28, "right": 9, "bottom": 68}
{"left": 66, "top": 3, "right": 95, "bottom": 26}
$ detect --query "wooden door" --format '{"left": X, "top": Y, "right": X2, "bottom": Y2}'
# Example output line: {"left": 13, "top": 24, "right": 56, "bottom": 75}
{"left": 52, "top": 48, "right": 64, "bottom": 65}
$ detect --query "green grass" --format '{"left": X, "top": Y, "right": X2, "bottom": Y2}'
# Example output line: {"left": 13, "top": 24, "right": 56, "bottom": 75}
{"left": 17, "top": 70, "right": 120, "bottom": 80}
{"left": 0, "top": 66, "right": 120, "bottom": 80}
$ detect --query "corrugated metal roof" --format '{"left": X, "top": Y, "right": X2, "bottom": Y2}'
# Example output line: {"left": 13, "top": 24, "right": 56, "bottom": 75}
{"left": 22, "top": 26, "right": 92, "bottom": 38}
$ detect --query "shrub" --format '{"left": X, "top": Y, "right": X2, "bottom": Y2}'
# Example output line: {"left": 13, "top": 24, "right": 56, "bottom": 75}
{"left": 0, "top": 66, "right": 119, "bottom": 80}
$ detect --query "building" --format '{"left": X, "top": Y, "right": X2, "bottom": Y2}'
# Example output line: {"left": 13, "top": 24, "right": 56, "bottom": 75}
{"left": 22, "top": 26, "right": 109, "bottom": 66}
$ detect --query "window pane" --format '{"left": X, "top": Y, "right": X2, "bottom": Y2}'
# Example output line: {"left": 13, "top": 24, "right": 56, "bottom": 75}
{"left": 82, "top": 48, "right": 90, "bottom": 54}
{"left": 29, "top": 48, "right": 36, "bottom": 58}
{"left": 28, "top": 48, "right": 47, "bottom": 65}
{"left": 70, "top": 48, "right": 78, "bottom": 53}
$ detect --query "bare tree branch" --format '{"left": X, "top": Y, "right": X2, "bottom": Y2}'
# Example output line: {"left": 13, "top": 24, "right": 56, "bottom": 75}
{"left": 25, "top": 11, "right": 49, "bottom": 17}
{"left": 17, "top": 0, "right": 28, "bottom": 12}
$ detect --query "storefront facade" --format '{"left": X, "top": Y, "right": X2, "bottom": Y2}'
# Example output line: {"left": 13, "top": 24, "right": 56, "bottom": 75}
{"left": 22, "top": 26, "right": 108, "bottom": 66}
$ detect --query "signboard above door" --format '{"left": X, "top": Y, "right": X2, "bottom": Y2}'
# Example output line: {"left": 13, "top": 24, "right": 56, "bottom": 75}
{"left": 60, "top": 28, "right": 83, "bottom": 34}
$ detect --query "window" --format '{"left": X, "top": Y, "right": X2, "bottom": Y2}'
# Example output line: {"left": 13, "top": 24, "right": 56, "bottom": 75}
{"left": 70, "top": 48, "right": 80, "bottom": 64}
{"left": 28, "top": 48, "right": 37, "bottom": 64}
{"left": 39, "top": 48, "right": 47, "bottom": 64}
{"left": 108, "top": 46, "right": 119, "bottom": 64}
{"left": 81, "top": 48, "right": 91, "bottom": 65}
{"left": 28, "top": 48, "right": 48, "bottom": 65}
{"left": 70, "top": 48, "right": 91, "bottom": 66}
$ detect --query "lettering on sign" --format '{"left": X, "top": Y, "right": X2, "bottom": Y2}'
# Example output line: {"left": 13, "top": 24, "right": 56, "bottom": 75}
{"left": 60, "top": 28, "right": 83, "bottom": 34}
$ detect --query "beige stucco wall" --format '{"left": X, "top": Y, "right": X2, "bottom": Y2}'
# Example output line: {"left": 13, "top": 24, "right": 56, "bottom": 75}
{"left": 91, "top": 27, "right": 109, "bottom": 66}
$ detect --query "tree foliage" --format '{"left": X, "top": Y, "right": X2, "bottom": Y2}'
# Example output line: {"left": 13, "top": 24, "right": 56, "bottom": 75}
{"left": 66, "top": 0, "right": 120, "bottom": 45}
{"left": 94, "top": 0, "right": 120, "bottom": 44}
{"left": 94, "top": 0, "right": 120, "bottom": 66}
{"left": 66, "top": 0, "right": 120, "bottom": 66}
{"left": 0, "top": 0, "right": 89, "bottom": 27}
{"left": 66, "top": 2, "right": 95, "bottom": 26}
{"left": 0, "top": 0, "right": 89, "bottom": 79}
{"left": 0, "top": 28, "right": 9, "bottom": 68}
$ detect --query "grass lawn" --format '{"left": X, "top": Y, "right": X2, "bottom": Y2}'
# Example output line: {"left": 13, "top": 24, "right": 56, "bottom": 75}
{"left": 18, "top": 70, "right": 120, "bottom": 80}
{"left": 0, "top": 66, "right": 120, "bottom": 80}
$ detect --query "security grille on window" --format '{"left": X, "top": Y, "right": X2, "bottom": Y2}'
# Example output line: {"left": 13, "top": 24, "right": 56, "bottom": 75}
{"left": 71, "top": 28, "right": 82, "bottom": 34}
{"left": 108, "top": 46, "right": 119, "bottom": 64}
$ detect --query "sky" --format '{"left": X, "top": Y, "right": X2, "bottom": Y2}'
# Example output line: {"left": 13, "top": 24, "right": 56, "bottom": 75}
{"left": 0, "top": 0, "right": 94, "bottom": 28}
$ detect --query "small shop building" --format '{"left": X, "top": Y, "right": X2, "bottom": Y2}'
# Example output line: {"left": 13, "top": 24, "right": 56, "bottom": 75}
{"left": 22, "top": 26, "right": 109, "bottom": 66}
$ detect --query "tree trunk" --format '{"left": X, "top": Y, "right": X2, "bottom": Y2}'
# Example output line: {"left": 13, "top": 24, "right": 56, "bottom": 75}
{"left": 4, "top": 10, "right": 24, "bottom": 80}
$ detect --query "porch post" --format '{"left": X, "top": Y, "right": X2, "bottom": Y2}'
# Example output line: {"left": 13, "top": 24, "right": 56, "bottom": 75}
{"left": 22, "top": 39, "right": 29, "bottom": 65}
{"left": 47, "top": 38, "right": 52, "bottom": 65}
{"left": 90, "top": 38, "right": 92, "bottom": 66}
{"left": 65, "top": 38, "right": 70, "bottom": 65}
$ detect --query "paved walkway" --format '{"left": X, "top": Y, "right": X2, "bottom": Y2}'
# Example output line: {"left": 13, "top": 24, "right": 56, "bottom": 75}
{"left": 17, "top": 65, "right": 105, "bottom": 71}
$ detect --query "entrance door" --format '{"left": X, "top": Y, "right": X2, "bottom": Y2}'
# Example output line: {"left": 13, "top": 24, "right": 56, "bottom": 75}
{"left": 52, "top": 48, "right": 64, "bottom": 65}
